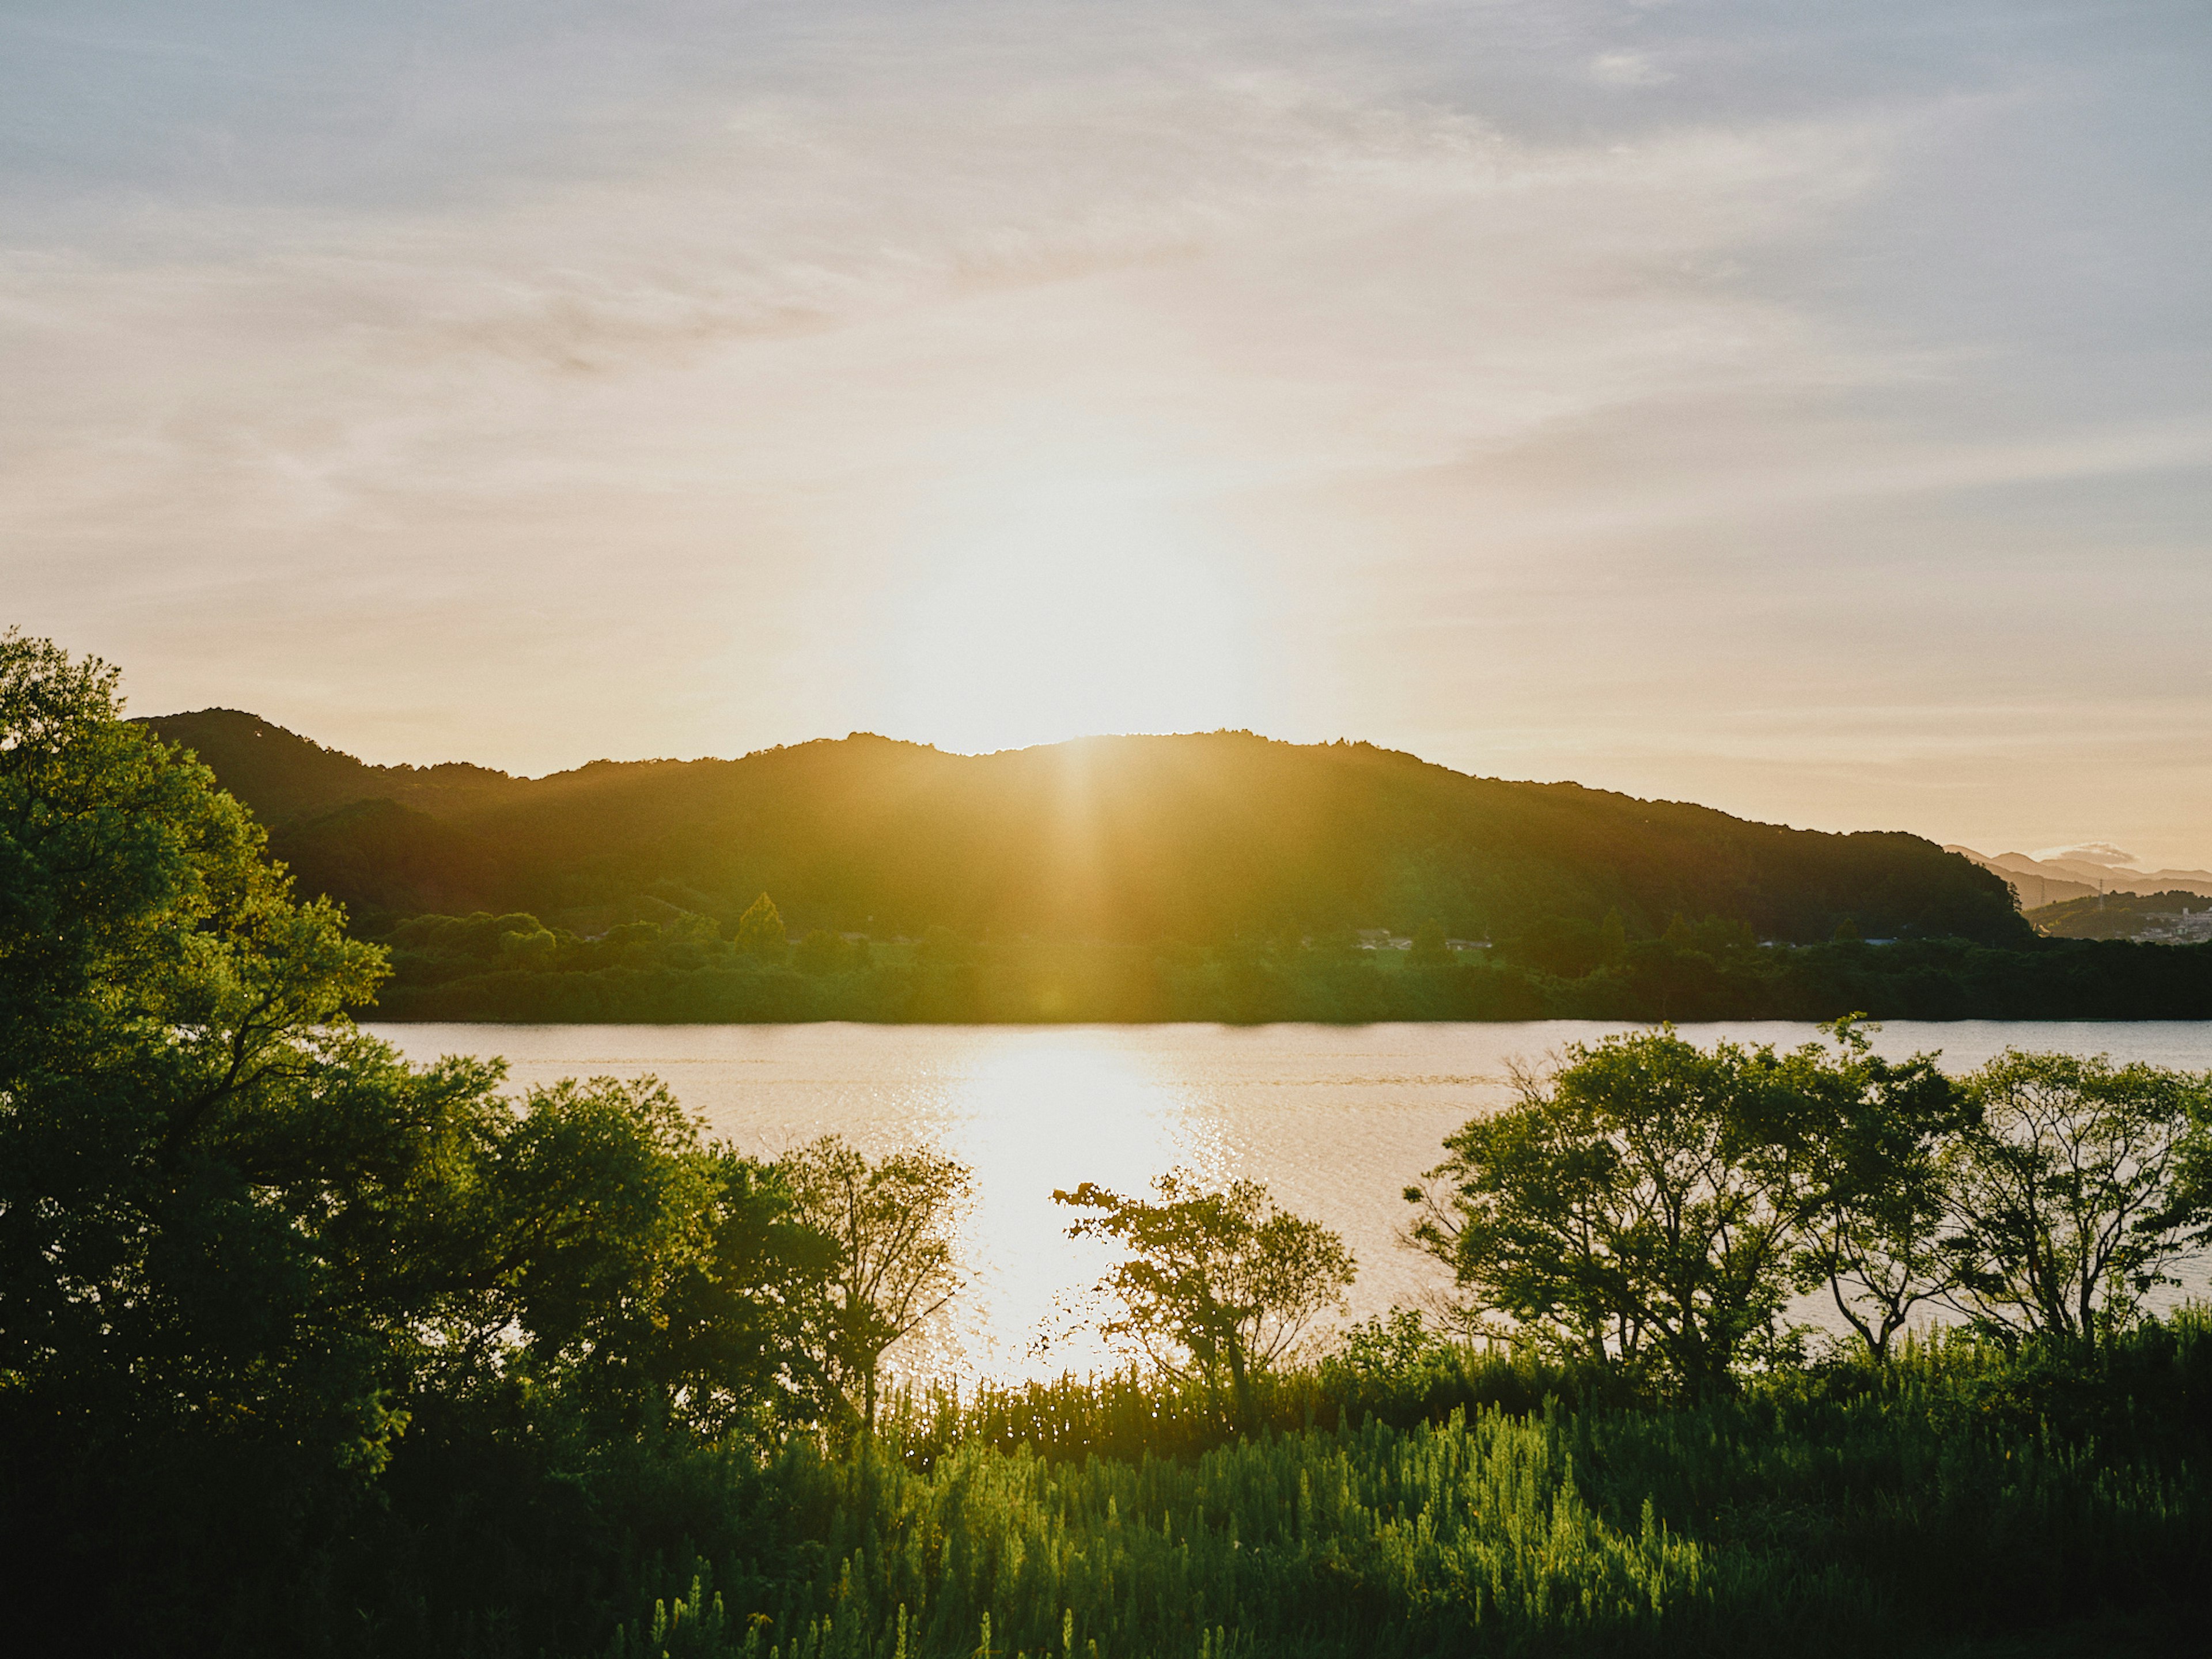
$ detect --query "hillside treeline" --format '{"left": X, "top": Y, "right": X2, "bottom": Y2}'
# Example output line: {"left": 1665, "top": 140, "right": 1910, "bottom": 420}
{"left": 2031, "top": 888, "right": 2212, "bottom": 940}
{"left": 141, "top": 707, "right": 2028, "bottom": 949}
{"left": 373, "top": 902, "right": 2212, "bottom": 1022}
{"left": 13, "top": 632, "right": 2212, "bottom": 1658}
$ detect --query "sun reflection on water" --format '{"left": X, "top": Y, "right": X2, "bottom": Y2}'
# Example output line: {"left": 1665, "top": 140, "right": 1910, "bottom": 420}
{"left": 908, "top": 1033, "right": 1220, "bottom": 1382}
{"left": 367, "top": 1020, "right": 2212, "bottom": 1391}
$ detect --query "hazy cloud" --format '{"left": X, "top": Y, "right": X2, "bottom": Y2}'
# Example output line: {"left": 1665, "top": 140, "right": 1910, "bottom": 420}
{"left": 1590, "top": 51, "right": 1674, "bottom": 88}
{"left": 3, "top": 0, "right": 2208, "bottom": 863}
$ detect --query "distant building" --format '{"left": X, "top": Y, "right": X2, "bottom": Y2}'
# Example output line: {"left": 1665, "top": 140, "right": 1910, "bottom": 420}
{"left": 1354, "top": 927, "right": 1490, "bottom": 952}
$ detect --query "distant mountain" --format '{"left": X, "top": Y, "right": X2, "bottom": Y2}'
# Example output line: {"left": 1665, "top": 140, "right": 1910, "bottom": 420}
{"left": 138, "top": 709, "right": 2031, "bottom": 948}
{"left": 2027, "top": 889, "right": 2212, "bottom": 944}
{"left": 1948, "top": 845, "right": 2212, "bottom": 906}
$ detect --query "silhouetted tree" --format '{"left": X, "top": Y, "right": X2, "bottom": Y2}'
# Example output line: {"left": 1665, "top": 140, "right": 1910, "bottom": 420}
{"left": 1785, "top": 1018, "right": 1973, "bottom": 1360}
{"left": 781, "top": 1135, "right": 969, "bottom": 1437}
{"left": 1056, "top": 1173, "right": 1355, "bottom": 1431}
{"left": 1943, "top": 1051, "right": 2212, "bottom": 1349}
{"left": 0, "top": 632, "right": 854, "bottom": 1646}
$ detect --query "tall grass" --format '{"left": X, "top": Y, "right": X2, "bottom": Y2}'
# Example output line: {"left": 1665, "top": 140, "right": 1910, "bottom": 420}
{"left": 602, "top": 1316, "right": 2212, "bottom": 1659}
{"left": 876, "top": 1345, "right": 1628, "bottom": 1472}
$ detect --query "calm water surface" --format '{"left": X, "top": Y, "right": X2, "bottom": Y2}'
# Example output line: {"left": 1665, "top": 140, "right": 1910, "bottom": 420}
{"left": 366, "top": 1021, "right": 2212, "bottom": 1385}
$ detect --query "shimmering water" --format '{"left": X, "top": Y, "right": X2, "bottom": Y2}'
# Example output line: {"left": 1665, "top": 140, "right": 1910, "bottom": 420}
{"left": 366, "top": 1021, "right": 2212, "bottom": 1384}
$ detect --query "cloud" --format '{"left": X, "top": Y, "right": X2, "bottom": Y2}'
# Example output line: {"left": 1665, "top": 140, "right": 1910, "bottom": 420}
{"left": 1590, "top": 51, "right": 1674, "bottom": 88}
{"left": 2035, "top": 844, "right": 2143, "bottom": 868}
{"left": 2, "top": 0, "right": 2209, "bottom": 865}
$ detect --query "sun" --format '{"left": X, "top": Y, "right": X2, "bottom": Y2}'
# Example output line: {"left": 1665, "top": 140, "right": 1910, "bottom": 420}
{"left": 886, "top": 481, "right": 1268, "bottom": 752}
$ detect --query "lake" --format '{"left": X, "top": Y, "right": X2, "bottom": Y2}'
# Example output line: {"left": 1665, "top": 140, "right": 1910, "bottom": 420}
{"left": 367, "top": 1020, "right": 2212, "bottom": 1385}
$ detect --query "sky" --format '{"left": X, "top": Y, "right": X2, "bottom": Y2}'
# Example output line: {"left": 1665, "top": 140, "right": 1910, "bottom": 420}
{"left": 4, "top": 1, "right": 2208, "bottom": 866}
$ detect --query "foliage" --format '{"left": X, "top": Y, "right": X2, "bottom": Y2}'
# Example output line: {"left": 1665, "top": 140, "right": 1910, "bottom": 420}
{"left": 781, "top": 1135, "right": 971, "bottom": 1434}
{"left": 1416, "top": 1025, "right": 2212, "bottom": 1382}
{"left": 0, "top": 634, "right": 853, "bottom": 1654}
{"left": 796, "top": 929, "right": 871, "bottom": 976}
{"left": 0, "top": 629, "right": 397, "bottom": 1531}
{"left": 1055, "top": 1173, "right": 1355, "bottom": 1430}
{"left": 1783, "top": 1019, "right": 1972, "bottom": 1359}
{"left": 1407, "top": 1028, "right": 1823, "bottom": 1391}
{"left": 736, "top": 892, "right": 790, "bottom": 959}
{"left": 1943, "top": 1050, "right": 2212, "bottom": 1348}
{"left": 363, "top": 907, "right": 2212, "bottom": 1024}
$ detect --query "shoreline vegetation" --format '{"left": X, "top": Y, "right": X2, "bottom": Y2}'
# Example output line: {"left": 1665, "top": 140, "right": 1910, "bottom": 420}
{"left": 369, "top": 903, "right": 2212, "bottom": 1024}
{"left": 11, "top": 629, "right": 2212, "bottom": 1657}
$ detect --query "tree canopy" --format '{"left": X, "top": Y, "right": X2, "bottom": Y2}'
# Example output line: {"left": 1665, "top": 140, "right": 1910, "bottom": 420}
{"left": 1945, "top": 1051, "right": 2212, "bottom": 1348}
{"left": 1412, "top": 1021, "right": 2212, "bottom": 1388}
{"left": 1056, "top": 1172, "right": 1355, "bottom": 1430}
{"left": 0, "top": 632, "right": 857, "bottom": 1648}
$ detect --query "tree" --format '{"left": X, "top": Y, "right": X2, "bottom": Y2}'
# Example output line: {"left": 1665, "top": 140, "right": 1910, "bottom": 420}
{"left": 0, "top": 633, "right": 851, "bottom": 1646}
{"left": 1055, "top": 1172, "right": 1355, "bottom": 1431}
{"left": 1785, "top": 1019, "right": 1972, "bottom": 1361}
{"left": 1407, "top": 1028, "right": 1819, "bottom": 1392}
{"left": 734, "top": 892, "right": 787, "bottom": 957}
{"left": 0, "top": 631, "right": 391, "bottom": 1456}
{"left": 656, "top": 1150, "right": 841, "bottom": 1438}
{"left": 1408, "top": 918, "right": 1451, "bottom": 968}
{"left": 1598, "top": 907, "right": 1627, "bottom": 968}
{"left": 1942, "top": 1051, "right": 2212, "bottom": 1350}
{"left": 0, "top": 632, "right": 457, "bottom": 1637}
{"left": 780, "top": 1135, "right": 969, "bottom": 1436}
{"left": 795, "top": 927, "right": 865, "bottom": 976}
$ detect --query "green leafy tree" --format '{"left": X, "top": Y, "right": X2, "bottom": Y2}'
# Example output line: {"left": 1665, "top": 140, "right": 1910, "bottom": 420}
{"left": 1764, "top": 1019, "right": 1972, "bottom": 1359}
{"left": 734, "top": 891, "right": 788, "bottom": 957}
{"left": 656, "top": 1151, "right": 841, "bottom": 1438}
{"left": 0, "top": 632, "right": 391, "bottom": 1464}
{"left": 1319, "top": 1307, "right": 1457, "bottom": 1403}
{"left": 1408, "top": 1028, "right": 1820, "bottom": 1392}
{"left": 460, "top": 1075, "right": 723, "bottom": 1420}
{"left": 0, "top": 633, "right": 471, "bottom": 1634}
{"left": 1598, "top": 907, "right": 1627, "bottom": 967}
{"left": 1942, "top": 1051, "right": 2212, "bottom": 1349}
{"left": 795, "top": 927, "right": 868, "bottom": 976}
{"left": 1055, "top": 1172, "right": 1355, "bottom": 1431}
{"left": 0, "top": 633, "right": 849, "bottom": 1646}
{"left": 780, "top": 1135, "right": 970, "bottom": 1436}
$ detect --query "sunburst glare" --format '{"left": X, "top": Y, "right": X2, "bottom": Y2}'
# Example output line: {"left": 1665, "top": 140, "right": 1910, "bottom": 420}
{"left": 887, "top": 482, "right": 1266, "bottom": 753}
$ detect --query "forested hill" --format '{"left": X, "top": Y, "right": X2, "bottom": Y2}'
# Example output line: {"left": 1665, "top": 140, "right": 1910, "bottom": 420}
{"left": 138, "top": 709, "right": 2024, "bottom": 949}
{"left": 141, "top": 708, "right": 527, "bottom": 823}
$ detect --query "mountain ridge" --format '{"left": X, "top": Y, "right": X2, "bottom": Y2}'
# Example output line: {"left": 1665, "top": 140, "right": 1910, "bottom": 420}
{"left": 137, "top": 707, "right": 2031, "bottom": 949}
{"left": 1945, "top": 844, "right": 2212, "bottom": 907}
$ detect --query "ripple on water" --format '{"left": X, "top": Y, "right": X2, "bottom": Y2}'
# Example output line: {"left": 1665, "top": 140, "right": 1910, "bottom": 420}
{"left": 366, "top": 1020, "right": 2212, "bottom": 1384}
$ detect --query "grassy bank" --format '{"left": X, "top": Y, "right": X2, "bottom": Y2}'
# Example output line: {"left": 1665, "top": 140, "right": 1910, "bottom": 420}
{"left": 579, "top": 1323, "right": 2212, "bottom": 1659}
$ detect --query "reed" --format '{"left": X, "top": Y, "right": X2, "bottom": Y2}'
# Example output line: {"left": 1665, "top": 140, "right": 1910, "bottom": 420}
{"left": 603, "top": 1315, "right": 2212, "bottom": 1659}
